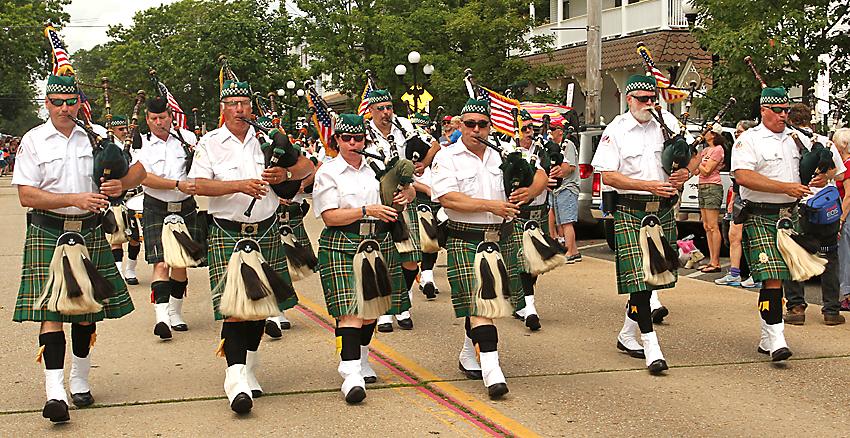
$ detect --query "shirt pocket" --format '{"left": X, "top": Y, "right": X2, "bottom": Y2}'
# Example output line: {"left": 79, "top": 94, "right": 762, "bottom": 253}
{"left": 486, "top": 166, "right": 506, "bottom": 199}
{"left": 456, "top": 169, "right": 479, "bottom": 196}
{"left": 37, "top": 147, "right": 66, "bottom": 187}
{"left": 338, "top": 183, "right": 363, "bottom": 208}
{"left": 212, "top": 162, "right": 241, "bottom": 180}
{"left": 759, "top": 148, "right": 784, "bottom": 177}
{"left": 619, "top": 142, "right": 644, "bottom": 175}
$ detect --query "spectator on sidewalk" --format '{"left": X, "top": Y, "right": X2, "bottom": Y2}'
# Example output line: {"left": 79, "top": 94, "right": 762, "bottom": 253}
{"left": 694, "top": 124, "right": 725, "bottom": 273}
{"left": 833, "top": 128, "right": 850, "bottom": 312}
{"left": 438, "top": 115, "right": 454, "bottom": 146}
{"left": 550, "top": 120, "right": 581, "bottom": 262}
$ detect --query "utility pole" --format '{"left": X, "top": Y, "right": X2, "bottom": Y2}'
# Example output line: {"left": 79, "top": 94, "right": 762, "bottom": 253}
{"left": 586, "top": 0, "right": 602, "bottom": 125}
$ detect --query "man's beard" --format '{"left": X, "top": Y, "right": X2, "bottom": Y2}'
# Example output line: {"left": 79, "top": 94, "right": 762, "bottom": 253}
{"left": 632, "top": 107, "right": 653, "bottom": 123}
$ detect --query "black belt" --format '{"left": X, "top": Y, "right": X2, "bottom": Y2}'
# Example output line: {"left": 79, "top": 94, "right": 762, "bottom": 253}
{"left": 213, "top": 215, "right": 276, "bottom": 236}
{"left": 29, "top": 211, "right": 101, "bottom": 233}
{"left": 518, "top": 204, "right": 548, "bottom": 220}
{"left": 747, "top": 202, "right": 798, "bottom": 215}
{"left": 143, "top": 195, "right": 197, "bottom": 215}
{"left": 446, "top": 223, "right": 512, "bottom": 244}
{"left": 328, "top": 220, "right": 390, "bottom": 236}
{"left": 616, "top": 195, "right": 678, "bottom": 213}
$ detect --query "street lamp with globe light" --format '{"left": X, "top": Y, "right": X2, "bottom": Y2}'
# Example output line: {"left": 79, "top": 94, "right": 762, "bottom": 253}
{"left": 396, "top": 51, "right": 434, "bottom": 113}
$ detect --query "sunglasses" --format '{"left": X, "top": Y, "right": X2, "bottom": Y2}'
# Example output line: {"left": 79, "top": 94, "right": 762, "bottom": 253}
{"left": 338, "top": 134, "right": 365, "bottom": 142}
{"left": 222, "top": 100, "right": 251, "bottom": 108}
{"left": 631, "top": 95, "right": 657, "bottom": 103}
{"left": 521, "top": 125, "right": 533, "bottom": 132}
{"left": 764, "top": 106, "right": 790, "bottom": 114}
{"left": 463, "top": 120, "right": 491, "bottom": 129}
{"left": 48, "top": 97, "right": 79, "bottom": 107}
{"left": 374, "top": 104, "right": 393, "bottom": 112}
{"left": 441, "top": 121, "right": 451, "bottom": 125}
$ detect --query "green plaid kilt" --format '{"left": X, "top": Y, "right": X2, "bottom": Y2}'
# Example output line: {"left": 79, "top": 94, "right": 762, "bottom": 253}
{"left": 446, "top": 221, "right": 524, "bottom": 318}
{"left": 612, "top": 196, "right": 678, "bottom": 294}
{"left": 743, "top": 211, "right": 798, "bottom": 282}
{"left": 278, "top": 203, "right": 313, "bottom": 250}
{"left": 142, "top": 195, "right": 202, "bottom": 264}
{"left": 317, "top": 227, "right": 410, "bottom": 318}
{"left": 207, "top": 216, "right": 298, "bottom": 320}
{"left": 512, "top": 203, "right": 550, "bottom": 274}
{"left": 415, "top": 192, "right": 442, "bottom": 213}
{"left": 14, "top": 211, "right": 134, "bottom": 323}
{"left": 397, "top": 201, "right": 421, "bottom": 263}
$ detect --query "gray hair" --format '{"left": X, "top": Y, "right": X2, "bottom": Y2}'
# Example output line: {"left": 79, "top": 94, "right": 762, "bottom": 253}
{"left": 832, "top": 128, "right": 850, "bottom": 152}
{"left": 736, "top": 120, "right": 757, "bottom": 131}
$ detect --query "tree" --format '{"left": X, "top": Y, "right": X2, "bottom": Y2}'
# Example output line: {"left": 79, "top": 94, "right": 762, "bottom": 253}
{"left": 72, "top": 0, "right": 300, "bottom": 131}
{"left": 0, "top": 0, "right": 70, "bottom": 135}
{"left": 293, "top": 0, "right": 561, "bottom": 114}
{"left": 691, "top": 0, "right": 849, "bottom": 125}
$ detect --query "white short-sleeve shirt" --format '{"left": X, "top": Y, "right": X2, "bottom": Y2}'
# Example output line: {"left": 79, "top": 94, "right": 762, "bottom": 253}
{"left": 731, "top": 123, "right": 808, "bottom": 203}
{"left": 431, "top": 139, "right": 507, "bottom": 224}
{"left": 188, "top": 125, "right": 278, "bottom": 222}
{"left": 136, "top": 129, "right": 197, "bottom": 202}
{"left": 312, "top": 155, "right": 380, "bottom": 217}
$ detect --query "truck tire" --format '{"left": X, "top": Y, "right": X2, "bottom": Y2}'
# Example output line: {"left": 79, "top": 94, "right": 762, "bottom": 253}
{"left": 604, "top": 219, "right": 616, "bottom": 251}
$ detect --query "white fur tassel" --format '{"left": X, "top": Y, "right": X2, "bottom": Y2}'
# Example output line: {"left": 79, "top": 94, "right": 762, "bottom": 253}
{"left": 777, "top": 228, "right": 827, "bottom": 281}
{"left": 218, "top": 241, "right": 280, "bottom": 320}
{"left": 36, "top": 233, "right": 103, "bottom": 315}
{"left": 473, "top": 242, "right": 514, "bottom": 319}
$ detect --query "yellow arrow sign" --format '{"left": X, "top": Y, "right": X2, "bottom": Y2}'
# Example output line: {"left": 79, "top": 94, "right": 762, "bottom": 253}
{"left": 401, "top": 86, "right": 433, "bottom": 113}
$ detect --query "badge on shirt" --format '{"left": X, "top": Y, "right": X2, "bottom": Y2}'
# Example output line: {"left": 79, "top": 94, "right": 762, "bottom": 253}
{"left": 735, "top": 141, "right": 744, "bottom": 149}
{"left": 432, "top": 162, "right": 439, "bottom": 174}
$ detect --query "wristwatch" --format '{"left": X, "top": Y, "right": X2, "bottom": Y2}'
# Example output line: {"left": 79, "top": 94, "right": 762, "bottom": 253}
{"left": 361, "top": 206, "right": 367, "bottom": 218}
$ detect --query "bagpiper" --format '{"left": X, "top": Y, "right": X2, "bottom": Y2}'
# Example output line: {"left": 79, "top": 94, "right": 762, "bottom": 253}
{"left": 106, "top": 115, "right": 143, "bottom": 286}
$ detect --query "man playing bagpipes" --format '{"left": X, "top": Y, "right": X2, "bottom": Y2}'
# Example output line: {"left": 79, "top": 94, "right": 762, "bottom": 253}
{"left": 12, "top": 74, "right": 146, "bottom": 423}
{"left": 135, "top": 96, "right": 201, "bottom": 340}
{"left": 312, "top": 114, "right": 415, "bottom": 404}
{"left": 106, "top": 115, "right": 144, "bottom": 286}
{"left": 431, "top": 99, "right": 548, "bottom": 400}
{"left": 511, "top": 110, "right": 567, "bottom": 332}
{"left": 365, "top": 89, "right": 439, "bottom": 332}
{"left": 590, "top": 75, "right": 697, "bottom": 374}
{"left": 410, "top": 112, "right": 445, "bottom": 300}
{"left": 189, "top": 79, "right": 314, "bottom": 414}
{"left": 732, "top": 87, "right": 836, "bottom": 361}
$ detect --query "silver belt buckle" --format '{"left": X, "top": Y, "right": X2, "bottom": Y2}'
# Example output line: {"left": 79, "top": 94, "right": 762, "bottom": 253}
{"left": 359, "top": 222, "right": 376, "bottom": 235}
{"left": 63, "top": 220, "right": 82, "bottom": 232}
{"left": 241, "top": 223, "right": 258, "bottom": 235}
{"left": 167, "top": 202, "right": 182, "bottom": 213}
{"left": 645, "top": 201, "right": 660, "bottom": 213}
{"left": 484, "top": 230, "right": 499, "bottom": 243}
{"left": 280, "top": 211, "right": 290, "bottom": 222}
{"left": 780, "top": 207, "right": 792, "bottom": 219}
{"left": 530, "top": 209, "right": 542, "bottom": 221}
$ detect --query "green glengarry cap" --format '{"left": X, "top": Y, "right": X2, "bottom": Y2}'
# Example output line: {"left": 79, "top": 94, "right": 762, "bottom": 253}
{"left": 760, "top": 87, "right": 789, "bottom": 105}
{"left": 220, "top": 80, "right": 251, "bottom": 100}
{"left": 625, "top": 74, "right": 657, "bottom": 94}
{"left": 461, "top": 98, "right": 490, "bottom": 116}
{"left": 334, "top": 113, "right": 365, "bottom": 134}
{"left": 519, "top": 109, "right": 533, "bottom": 121}
{"left": 108, "top": 115, "right": 127, "bottom": 127}
{"left": 46, "top": 75, "right": 78, "bottom": 95}
{"left": 257, "top": 116, "right": 274, "bottom": 129}
{"left": 366, "top": 89, "right": 392, "bottom": 105}
{"left": 411, "top": 112, "right": 430, "bottom": 126}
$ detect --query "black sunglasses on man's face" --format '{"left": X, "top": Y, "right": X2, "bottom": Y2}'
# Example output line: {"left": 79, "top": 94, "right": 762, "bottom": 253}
{"left": 632, "top": 95, "right": 657, "bottom": 103}
{"left": 463, "top": 120, "right": 490, "bottom": 129}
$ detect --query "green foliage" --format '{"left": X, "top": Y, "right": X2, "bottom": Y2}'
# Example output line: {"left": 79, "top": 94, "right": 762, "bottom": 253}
{"left": 0, "top": 0, "right": 70, "bottom": 135}
{"left": 691, "top": 0, "right": 849, "bottom": 125}
{"left": 293, "top": 0, "right": 561, "bottom": 114}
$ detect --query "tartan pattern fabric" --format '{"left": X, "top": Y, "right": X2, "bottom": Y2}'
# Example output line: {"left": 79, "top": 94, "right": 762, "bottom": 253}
{"left": 317, "top": 228, "right": 410, "bottom": 318}
{"left": 279, "top": 203, "right": 313, "bottom": 249}
{"left": 141, "top": 195, "right": 201, "bottom": 264}
{"left": 743, "top": 212, "right": 795, "bottom": 282}
{"left": 512, "top": 204, "right": 550, "bottom": 274}
{"left": 445, "top": 221, "right": 524, "bottom": 318}
{"left": 207, "top": 217, "right": 298, "bottom": 320}
{"left": 612, "top": 198, "right": 678, "bottom": 294}
{"left": 14, "top": 211, "right": 134, "bottom": 323}
{"left": 397, "top": 200, "right": 422, "bottom": 263}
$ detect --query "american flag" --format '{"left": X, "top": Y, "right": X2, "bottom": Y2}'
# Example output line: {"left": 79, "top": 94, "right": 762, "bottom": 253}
{"left": 478, "top": 86, "right": 521, "bottom": 138}
{"left": 636, "top": 44, "right": 688, "bottom": 104}
{"left": 155, "top": 81, "right": 188, "bottom": 129}
{"left": 306, "top": 87, "right": 335, "bottom": 150}
{"left": 357, "top": 81, "right": 374, "bottom": 117}
{"left": 45, "top": 25, "right": 92, "bottom": 120}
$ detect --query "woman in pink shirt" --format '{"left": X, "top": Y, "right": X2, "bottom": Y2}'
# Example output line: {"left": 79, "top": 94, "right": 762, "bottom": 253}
{"left": 696, "top": 124, "right": 726, "bottom": 273}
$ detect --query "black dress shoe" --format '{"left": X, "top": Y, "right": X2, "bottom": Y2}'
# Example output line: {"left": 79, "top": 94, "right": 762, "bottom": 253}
{"left": 154, "top": 322, "right": 172, "bottom": 340}
{"left": 525, "top": 314, "right": 541, "bottom": 331}
{"left": 377, "top": 323, "right": 393, "bottom": 333}
{"left": 71, "top": 391, "right": 94, "bottom": 407}
{"left": 648, "top": 359, "right": 669, "bottom": 374}
{"left": 42, "top": 399, "right": 70, "bottom": 423}
{"left": 345, "top": 386, "right": 366, "bottom": 404}
{"left": 616, "top": 340, "right": 646, "bottom": 359}
{"left": 363, "top": 375, "right": 377, "bottom": 384}
{"left": 230, "top": 392, "right": 253, "bottom": 414}
{"left": 397, "top": 318, "right": 413, "bottom": 330}
{"left": 125, "top": 277, "right": 139, "bottom": 285}
{"left": 264, "top": 320, "right": 282, "bottom": 339}
{"left": 280, "top": 320, "right": 292, "bottom": 330}
{"left": 171, "top": 323, "right": 188, "bottom": 332}
{"left": 423, "top": 282, "right": 437, "bottom": 300}
{"left": 458, "top": 362, "right": 483, "bottom": 380}
{"left": 771, "top": 347, "right": 793, "bottom": 362}
{"left": 251, "top": 390, "right": 263, "bottom": 398}
{"left": 651, "top": 306, "right": 669, "bottom": 324}
{"left": 487, "top": 383, "right": 509, "bottom": 400}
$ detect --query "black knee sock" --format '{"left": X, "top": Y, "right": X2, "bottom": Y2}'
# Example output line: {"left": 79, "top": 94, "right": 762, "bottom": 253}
{"left": 245, "top": 320, "right": 265, "bottom": 352}
{"left": 336, "top": 327, "right": 361, "bottom": 361}
{"left": 402, "top": 267, "right": 419, "bottom": 290}
{"left": 469, "top": 324, "right": 498, "bottom": 353}
{"left": 759, "top": 288, "right": 784, "bottom": 325}
{"left": 421, "top": 252, "right": 438, "bottom": 271}
{"left": 627, "top": 290, "right": 653, "bottom": 334}
{"left": 464, "top": 317, "right": 473, "bottom": 339}
{"left": 39, "top": 332, "right": 65, "bottom": 370}
{"left": 70, "top": 323, "right": 96, "bottom": 358}
{"left": 520, "top": 272, "right": 537, "bottom": 296}
{"left": 221, "top": 322, "right": 247, "bottom": 366}
{"left": 127, "top": 243, "right": 140, "bottom": 261}
{"left": 151, "top": 280, "right": 172, "bottom": 304}
{"left": 360, "top": 322, "right": 377, "bottom": 346}
{"left": 112, "top": 248, "right": 123, "bottom": 263}
{"left": 169, "top": 278, "right": 188, "bottom": 299}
